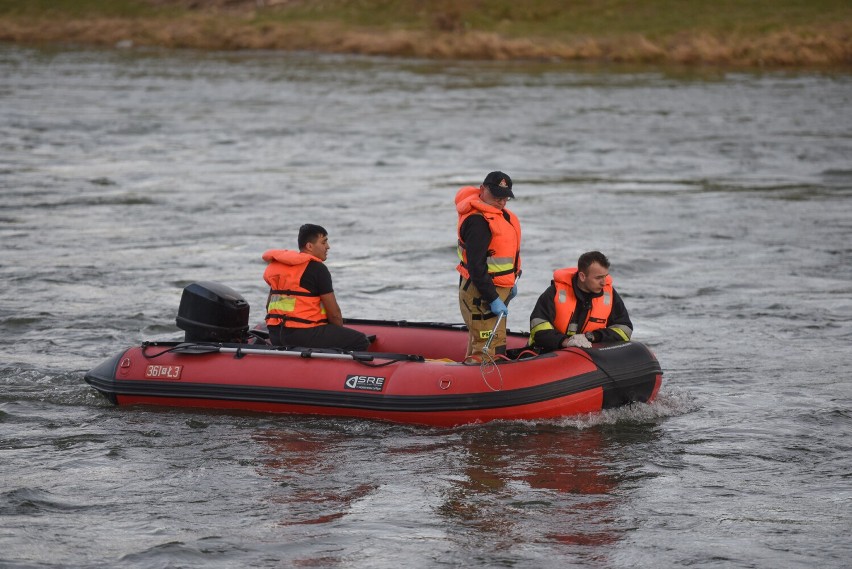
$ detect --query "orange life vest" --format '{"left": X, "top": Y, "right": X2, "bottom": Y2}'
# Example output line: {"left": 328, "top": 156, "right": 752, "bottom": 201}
{"left": 552, "top": 267, "right": 613, "bottom": 335}
{"left": 455, "top": 186, "right": 522, "bottom": 288}
{"left": 262, "top": 249, "right": 328, "bottom": 329}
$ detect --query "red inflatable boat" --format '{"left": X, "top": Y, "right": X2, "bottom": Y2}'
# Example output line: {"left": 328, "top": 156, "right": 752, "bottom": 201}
{"left": 84, "top": 282, "right": 662, "bottom": 427}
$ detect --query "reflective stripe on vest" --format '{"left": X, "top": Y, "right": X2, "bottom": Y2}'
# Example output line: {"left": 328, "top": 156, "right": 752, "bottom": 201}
{"left": 262, "top": 249, "right": 328, "bottom": 328}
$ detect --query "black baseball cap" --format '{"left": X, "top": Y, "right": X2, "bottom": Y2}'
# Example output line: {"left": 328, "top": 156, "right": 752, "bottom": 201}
{"left": 482, "top": 171, "right": 514, "bottom": 199}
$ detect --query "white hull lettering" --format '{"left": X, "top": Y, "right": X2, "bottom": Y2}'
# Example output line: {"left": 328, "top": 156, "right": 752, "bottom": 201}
{"left": 144, "top": 365, "right": 183, "bottom": 380}
{"left": 344, "top": 374, "right": 386, "bottom": 392}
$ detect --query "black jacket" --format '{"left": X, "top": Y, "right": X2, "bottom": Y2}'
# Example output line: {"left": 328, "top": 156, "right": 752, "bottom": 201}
{"left": 458, "top": 213, "right": 505, "bottom": 303}
{"left": 529, "top": 274, "right": 633, "bottom": 352}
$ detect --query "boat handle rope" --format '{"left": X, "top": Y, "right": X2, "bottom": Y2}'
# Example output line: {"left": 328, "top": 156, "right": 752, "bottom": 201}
{"left": 138, "top": 341, "right": 628, "bottom": 388}
{"left": 141, "top": 342, "right": 424, "bottom": 367}
{"left": 564, "top": 347, "right": 619, "bottom": 391}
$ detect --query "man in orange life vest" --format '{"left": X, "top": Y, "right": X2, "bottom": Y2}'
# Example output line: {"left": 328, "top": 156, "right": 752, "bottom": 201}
{"left": 262, "top": 224, "right": 370, "bottom": 351}
{"left": 456, "top": 171, "right": 522, "bottom": 361}
{"left": 529, "top": 251, "right": 633, "bottom": 351}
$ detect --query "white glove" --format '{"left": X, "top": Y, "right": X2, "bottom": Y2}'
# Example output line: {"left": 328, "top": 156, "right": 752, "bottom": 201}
{"left": 565, "top": 334, "right": 592, "bottom": 348}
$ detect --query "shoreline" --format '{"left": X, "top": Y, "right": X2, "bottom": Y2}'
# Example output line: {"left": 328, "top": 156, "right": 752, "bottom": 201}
{"left": 1, "top": 8, "right": 850, "bottom": 69}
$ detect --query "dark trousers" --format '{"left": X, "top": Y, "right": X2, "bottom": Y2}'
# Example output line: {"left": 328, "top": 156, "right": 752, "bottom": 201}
{"left": 268, "top": 324, "right": 370, "bottom": 352}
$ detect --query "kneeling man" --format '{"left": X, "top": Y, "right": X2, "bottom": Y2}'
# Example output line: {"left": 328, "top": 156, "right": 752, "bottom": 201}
{"left": 529, "top": 251, "right": 632, "bottom": 351}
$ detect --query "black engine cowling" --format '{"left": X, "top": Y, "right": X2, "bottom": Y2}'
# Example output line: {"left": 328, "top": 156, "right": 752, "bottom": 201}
{"left": 176, "top": 281, "right": 250, "bottom": 342}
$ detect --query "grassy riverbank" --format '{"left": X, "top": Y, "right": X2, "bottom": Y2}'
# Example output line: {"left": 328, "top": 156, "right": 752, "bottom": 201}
{"left": 1, "top": 0, "right": 850, "bottom": 68}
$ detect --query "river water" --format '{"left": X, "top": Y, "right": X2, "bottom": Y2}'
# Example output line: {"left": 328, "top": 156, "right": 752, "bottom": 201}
{"left": 1, "top": 45, "right": 850, "bottom": 568}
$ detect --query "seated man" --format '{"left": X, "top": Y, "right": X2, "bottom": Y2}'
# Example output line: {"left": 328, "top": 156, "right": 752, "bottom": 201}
{"left": 529, "top": 250, "right": 632, "bottom": 351}
{"left": 263, "top": 224, "right": 370, "bottom": 351}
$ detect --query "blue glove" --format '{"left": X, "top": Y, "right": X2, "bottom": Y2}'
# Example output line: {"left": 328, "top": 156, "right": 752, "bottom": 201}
{"left": 489, "top": 297, "right": 508, "bottom": 317}
{"left": 506, "top": 285, "right": 517, "bottom": 303}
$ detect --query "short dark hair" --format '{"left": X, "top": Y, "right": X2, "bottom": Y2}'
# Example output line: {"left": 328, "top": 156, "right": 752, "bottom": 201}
{"left": 577, "top": 251, "right": 610, "bottom": 273}
{"left": 298, "top": 224, "right": 327, "bottom": 250}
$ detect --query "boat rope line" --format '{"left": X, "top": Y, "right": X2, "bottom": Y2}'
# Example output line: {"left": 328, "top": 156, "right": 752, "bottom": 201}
{"left": 140, "top": 343, "right": 207, "bottom": 358}
{"left": 566, "top": 347, "right": 620, "bottom": 391}
{"left": 140, "top": 342, "right": 425, "bottom": 367}
{"left": 479, "top": 312, "right": 506, "bottom": 392}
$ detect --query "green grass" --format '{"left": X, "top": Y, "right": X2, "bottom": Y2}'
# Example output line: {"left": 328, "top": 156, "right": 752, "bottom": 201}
{"left": 1, "top": 0, "right": 848, "bottom": 66}
{"left": 0, "top": 0, "right": 174, "bottom": 18}
{"left": 250, "top": 0, "right": 852, "bottom": 37}
{"left": 1, "top": 0, "right": 849, "bottom": 38}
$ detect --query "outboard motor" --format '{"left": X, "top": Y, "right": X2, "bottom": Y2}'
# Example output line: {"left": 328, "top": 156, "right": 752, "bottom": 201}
{"left": 176, "top": 281, "right": 250, "bottom": 342}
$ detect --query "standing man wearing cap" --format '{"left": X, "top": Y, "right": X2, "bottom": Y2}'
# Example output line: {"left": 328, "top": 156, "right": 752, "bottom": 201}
{"left": 455, "top": 171, "right": 522, "bottom": 362}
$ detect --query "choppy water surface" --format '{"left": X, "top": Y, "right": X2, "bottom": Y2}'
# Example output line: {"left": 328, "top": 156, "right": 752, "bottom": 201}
{"left": 1, "top": 46, "right": 851, "bottom": 568}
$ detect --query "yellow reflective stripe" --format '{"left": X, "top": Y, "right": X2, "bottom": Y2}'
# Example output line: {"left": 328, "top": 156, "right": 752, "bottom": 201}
{"left": 609, "top": 326, "right": 631, "bottom": 341}
{"left": 528, "top": 320, "right": 555, "bottom": 344}
{"left": 268, "top": 295, "right": 296, "bottom": 313}
{"left": 487, "top": 256, "right": 515, "bottom": 273}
